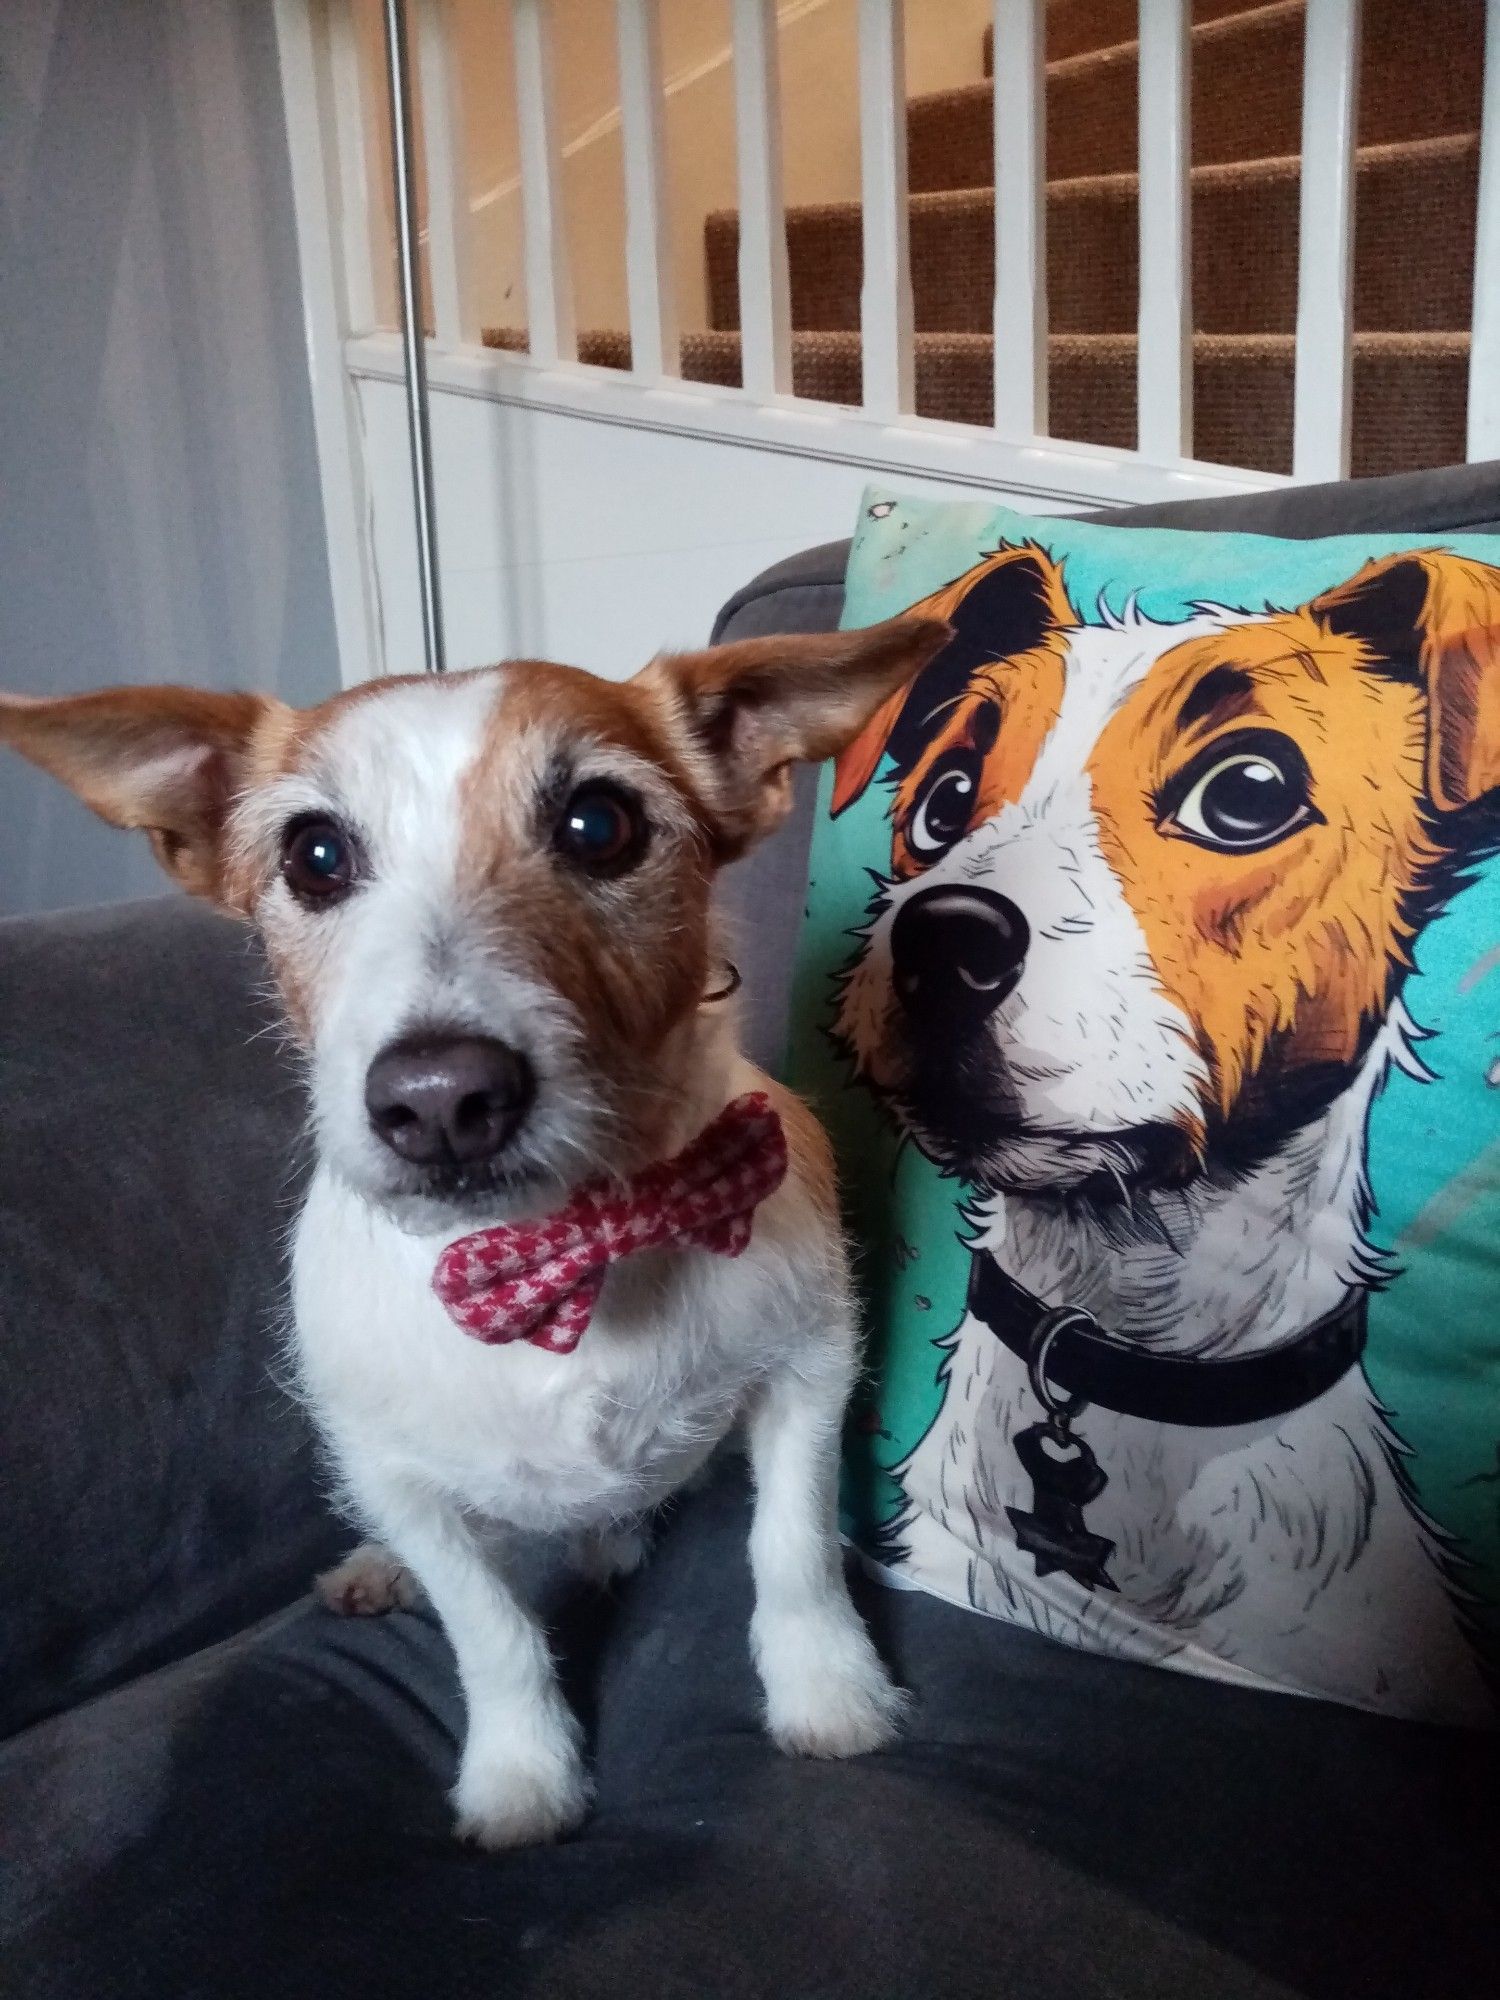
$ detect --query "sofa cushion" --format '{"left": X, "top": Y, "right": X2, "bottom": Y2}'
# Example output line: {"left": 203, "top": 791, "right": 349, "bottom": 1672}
{"left": 787, "top": 484, "right": 1500, "bottom": 1725}
{"left": 711, "top": 460, "right": 1500, "bottom": 1074}
{"left": 0, "top": 898, "right": 342, "bottom": 1737}
{"left": 2, "top": 1457, "right": 1495, "bottom": 2000}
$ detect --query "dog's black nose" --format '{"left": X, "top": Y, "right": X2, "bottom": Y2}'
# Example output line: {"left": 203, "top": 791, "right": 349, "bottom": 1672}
{"left": 890, "top": 884, "right": 1030, "bottom": 1033}
{"left": 364, "top": 1034, "right": 534, "bottom": 1167}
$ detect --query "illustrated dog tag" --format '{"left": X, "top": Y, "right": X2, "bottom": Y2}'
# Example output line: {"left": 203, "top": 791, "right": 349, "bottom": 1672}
{"left": 1006, "top": 1419, "right": 1118, "bottom": 1591}
{"left": 1006, "top": 1307, "right": 1118, "bottom": 1591}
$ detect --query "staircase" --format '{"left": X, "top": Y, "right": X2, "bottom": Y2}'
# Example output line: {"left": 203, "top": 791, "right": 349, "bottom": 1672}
{"left": 488, "top": 0, "right": 1487, "bottom": 478}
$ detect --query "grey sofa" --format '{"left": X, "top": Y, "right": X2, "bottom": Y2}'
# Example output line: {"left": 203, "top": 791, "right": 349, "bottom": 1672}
{"left": 4, "top": 462, "right": 1499, "bottom": 2000}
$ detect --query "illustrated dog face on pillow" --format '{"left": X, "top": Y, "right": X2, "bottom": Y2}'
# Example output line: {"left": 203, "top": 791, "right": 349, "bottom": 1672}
{"left": 832, "top": 545, "right": 1500, "bottom": 1198}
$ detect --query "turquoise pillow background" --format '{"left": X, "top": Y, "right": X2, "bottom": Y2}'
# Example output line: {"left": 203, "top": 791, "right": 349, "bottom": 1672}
{"left": 787, "top": 487, "right": 1500, "bottom": 1640}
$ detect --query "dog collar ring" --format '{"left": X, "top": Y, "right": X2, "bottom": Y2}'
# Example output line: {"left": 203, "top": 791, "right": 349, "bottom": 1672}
{"left": 1027, "top": 1307, "right": 1097, "bottom": 1424}
{"left": 702, "top": 960, "right": 743, "bottom": 1005}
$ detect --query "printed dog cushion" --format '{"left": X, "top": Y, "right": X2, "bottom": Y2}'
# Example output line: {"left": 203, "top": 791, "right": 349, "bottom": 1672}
{"left": 788, "top": 487, "right": 1500, "bottom": 1725}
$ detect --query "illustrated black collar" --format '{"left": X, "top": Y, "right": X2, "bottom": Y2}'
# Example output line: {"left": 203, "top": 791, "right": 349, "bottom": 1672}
{"left": 968, "top": 1252, "right": 1368, "bottom": 1429}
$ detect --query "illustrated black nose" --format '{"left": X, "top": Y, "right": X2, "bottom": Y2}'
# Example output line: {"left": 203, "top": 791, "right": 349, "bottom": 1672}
{"left": 890, "top": 884, "right": 1030, "bottom": 1032}
{"left": 364, "top": 1033, "right": 534, "bottom": 1167}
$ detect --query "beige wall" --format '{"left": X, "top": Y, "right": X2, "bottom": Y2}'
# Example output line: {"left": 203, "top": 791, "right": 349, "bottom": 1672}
{"left": 357, "top": 0, "right": 993, "bottom": 338}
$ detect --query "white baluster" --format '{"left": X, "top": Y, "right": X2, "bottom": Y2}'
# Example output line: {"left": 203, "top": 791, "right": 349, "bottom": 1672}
{"left": 616, "top": 0, "right": 679, "bottom": 382}
{"left": 858, "top": 0, "right": 914, "bottom": 420}
{"left": 732, "top": 0, "right": 792, "bottom": 400}
{"left": 511, "top": 0, "right": 577, "bottom": 366}
{"left": 992, "top": 0, "right": 1047, "bottom": 438}
{"left": 1293, "top": 0, "right": 1362, "bottom": 481}
{"left": 1137, "top": 0, "right": 1192, "bottom": 460}
{"left": 326, "top": 0, "right": 377, "bottom": 335}
{"left": 416, "top": 0, "right": 475, "bottom": 348}
{"left": 1469, "top": 0, "right": 1500, "bottom": 460}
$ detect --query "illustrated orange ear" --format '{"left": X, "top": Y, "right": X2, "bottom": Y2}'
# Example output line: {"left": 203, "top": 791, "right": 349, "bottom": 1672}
{"left": 1309, "top": 551, "right": 1500, "bottom": 812}
{"left": 0, "top": 685, "right": 282, "bottom": 904}
{"left": 830, "top": 675, "right": 911, "bottom": 814}
{"left": 831, "top": 542, "right": 1075, "bottom": 815}
{"left": 640, "top": 614, "right": 951, "bottom": 855}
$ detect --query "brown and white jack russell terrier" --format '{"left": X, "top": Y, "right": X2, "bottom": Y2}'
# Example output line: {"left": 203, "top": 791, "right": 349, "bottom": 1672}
{"left": 0, "top": 613, "right": 951, "bottom": 1846}
{"left": 832, "top": 543, "right": 1500, "bottom": 1724}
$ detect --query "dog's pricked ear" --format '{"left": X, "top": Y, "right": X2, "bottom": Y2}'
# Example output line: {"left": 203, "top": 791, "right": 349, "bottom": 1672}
{"left": 832, "top": 542, "right": 1074, "bottom": 815}
{"left": 0, "top": 685, "right": 281, "bottom": 904}
{"left": 1309, "top": 551, "right": 1500, "bottom": 811}
{"left": 641, "top": 615, "right": 952, "bottom": 854}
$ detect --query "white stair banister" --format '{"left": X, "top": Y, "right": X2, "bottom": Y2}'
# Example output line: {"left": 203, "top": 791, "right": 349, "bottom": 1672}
{"left": 327, "top": 0, "right": 377, "bottom": 336}
{"left": 512, "top": 0, "right": 577, "bottom": 367}
{"left": 616, "top": 0, "right": 679, "bottom": 382}
{"left": 1137, "top": 0, "right": 1192, "bottom": 460}
{"left": 992, "top": 0, "right": 1048, "bottom": 438}
{"left": 858, "top": 0, "right": 914, "bottom": 420}
{"left": 1469, "top": 0, "right": 1500, "bottom": 460}
{"left": 1293, "top": 0, "right": 1363, "bottom": 481}
{"left": 416, "top": 0, "right": 475, "bottom": 348}
{"left": 732, "top": 0, "right": 793, "bottom": 400}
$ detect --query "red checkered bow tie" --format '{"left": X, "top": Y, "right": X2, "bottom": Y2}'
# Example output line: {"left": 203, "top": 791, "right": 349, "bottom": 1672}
{"left": 431, "top": 1092, "right": 788, "bottom": 1354}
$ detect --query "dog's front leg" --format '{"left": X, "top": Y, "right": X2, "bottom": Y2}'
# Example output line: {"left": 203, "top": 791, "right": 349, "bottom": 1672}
{"left": 745, "top": 1360, "right": 906, "bottom": 1758}
{"left": 356, "top": 1474, "right": 590, "bottom": 1849}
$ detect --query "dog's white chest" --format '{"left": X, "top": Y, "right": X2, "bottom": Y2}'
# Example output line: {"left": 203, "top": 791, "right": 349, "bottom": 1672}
{"left": 290, "top": 1168, "right": 802, "bottom": 1534}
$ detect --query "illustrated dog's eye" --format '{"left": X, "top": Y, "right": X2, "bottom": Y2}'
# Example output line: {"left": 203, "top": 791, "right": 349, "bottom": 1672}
{"left": 555, "top": 784, "right": 647, "bottom": 876}
{"left": 1165, "top": 734, "right": 1319, "bottom": 852}
{"left": 281, "top": 816, "right": 358, "bottom": 904}
{"left": 906, "top": 749, "right": 982, "bottom": 862}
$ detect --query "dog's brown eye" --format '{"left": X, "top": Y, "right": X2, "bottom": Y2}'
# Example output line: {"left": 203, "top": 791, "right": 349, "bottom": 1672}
{"left": 281, "top": 817, "right": 357, "bottom": 904}
{"left": 555, "top": 784, "right": 647, "bottom": 877}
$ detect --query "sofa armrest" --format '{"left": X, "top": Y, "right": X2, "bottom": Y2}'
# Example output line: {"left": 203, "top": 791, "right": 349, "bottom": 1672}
{"left": 0, "top": 898, "right": 341, "bottom": 1737}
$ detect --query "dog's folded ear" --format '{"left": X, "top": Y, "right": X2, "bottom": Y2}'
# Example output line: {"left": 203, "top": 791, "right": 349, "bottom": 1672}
{"left": 831, "top": 542, "right": 1075, "bottom": 815}
{"left": 1309, "top": 550, "right": 1500, "bottom": 812}
{"left": 638, "top": 616, "right": 952, "bottom": 855}
{"left": 0, "top": 685, "right": 282, "bottom": 904}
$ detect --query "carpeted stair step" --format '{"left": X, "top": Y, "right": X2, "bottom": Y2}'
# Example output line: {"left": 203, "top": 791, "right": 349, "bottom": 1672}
{"left": 911, "top": 0, "right": 1484, "bottom": 192}
{"left": 992, "top": 0, "right": 1264, "bottom": 69}
{"left": 1033, "top": 0, "right": 1269, "bottom": 68}
{"left": 481, "top": 325, "right": 1469, "bottom": 480}
{"left": 704, "top": 134, "right": 1478, "bottom": 338}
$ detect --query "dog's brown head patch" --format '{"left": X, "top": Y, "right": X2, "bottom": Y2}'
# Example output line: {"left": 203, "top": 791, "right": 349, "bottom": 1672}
{"left": 1083, "top": 551, "right": 1500, "bottom": 1126}
{"left": 1, "top": 621, "right": 949, "bottom": 1197}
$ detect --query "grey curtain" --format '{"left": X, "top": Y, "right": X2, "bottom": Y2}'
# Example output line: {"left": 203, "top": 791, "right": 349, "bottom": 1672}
{"left": 0, "top": 0, "right": 340, "bottom": 916}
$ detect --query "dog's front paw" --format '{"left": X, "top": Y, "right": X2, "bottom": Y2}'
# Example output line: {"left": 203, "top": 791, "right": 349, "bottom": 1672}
{"left": 756, "top": 1613, "right": 907, "bottom": 1760}
{"left": 316, "top": 1543, "right": 418, "bottom": 1617}
{"left": 572, "top": 1521, "right": 650, "bottom": 1587}
{"left": 451, "top": 1740, "right": 593, "bottom": 1851}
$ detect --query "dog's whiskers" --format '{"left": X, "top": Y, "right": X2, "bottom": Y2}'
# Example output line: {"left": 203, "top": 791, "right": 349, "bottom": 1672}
{"left": 1105, "top": 1160, "right": 1135, "bottom": 1221}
